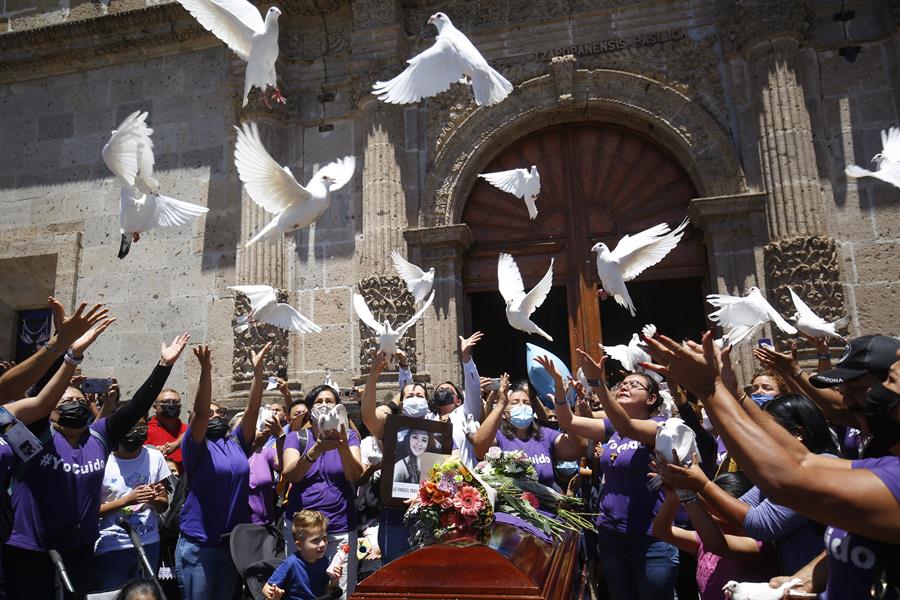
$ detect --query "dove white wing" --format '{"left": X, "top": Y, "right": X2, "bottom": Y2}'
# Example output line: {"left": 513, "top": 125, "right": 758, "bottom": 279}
{"left": 102, "top": 111, "right": 153, "bottom": 186}
{"left": 372, "top": 37, "right": 466, "bottom": 104}
{"left": 706, "top": 295, "right": 762, "bottom": 328}
{"left": 229, "top": 284, "right": 276, "bottom": 312}
{"left": 352, "top": 293, "right": 384, "bottom": 333}
{"left": 397, "top": 290, "right": 435, "bottom": 335}
{"left": 311, "top": 156, "right": 356, "bottom": 192}
{"left": 880, "top": 127, "right": 900, "bottom": 163}
{"left": 497, "top": 253, "right": 526, "bottom": 302}
{"left": 150, "top": 195, "right": 209, "bottom": 228}
{"left": 479, "top": 169, "right": 528, "bottom": 198}
{"left": 391, "top": 251, "right": 426, "bottom": 283}
{"left": 601, "top": 344, "right": 633, "bottom": 370}
{"left": 264, "top": 303, "right": 322, "bottom": 334}
{"left": 175, "top": 0, "right": 262, "bottom": 61}
{"left": 234, "top": 122, "right": 309, "bottom": 215}
{"left": 762, "top": 300, "right": 798, "bottom": 335}
{"left": 614, "top": 219, "right": 689, "bottom": 282}
{"left": 519, "top": 259, "right": 554, "bottom": 316}
{"left": 788, "top": 288, "right": 825, "bottom": 326}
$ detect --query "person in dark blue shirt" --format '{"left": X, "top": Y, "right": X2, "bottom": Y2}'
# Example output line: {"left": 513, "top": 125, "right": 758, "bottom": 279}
{"left": 263, "top": 510, "right": 339, "bottom": 600}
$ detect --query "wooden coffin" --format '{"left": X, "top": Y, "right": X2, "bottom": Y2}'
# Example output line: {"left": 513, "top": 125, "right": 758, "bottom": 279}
{"left": 351, "top": 522, "right": 579, "bottom": 600}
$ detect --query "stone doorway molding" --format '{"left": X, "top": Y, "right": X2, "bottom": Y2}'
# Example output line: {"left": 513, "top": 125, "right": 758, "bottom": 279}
{"left": 406, "top": 56, "right": 769, "bottom": 383}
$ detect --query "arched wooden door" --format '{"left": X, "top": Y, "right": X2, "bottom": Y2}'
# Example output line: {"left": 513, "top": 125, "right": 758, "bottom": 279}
{"left": 462, "top": 122, "right": 707, "bottom": 376}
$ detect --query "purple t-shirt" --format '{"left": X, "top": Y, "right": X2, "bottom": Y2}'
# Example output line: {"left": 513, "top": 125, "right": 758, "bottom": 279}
{"left": 715, "top": 436, "right": 728, "bottom": 465}
{"left": 249, "top": 445, "right": 278, "bottom": 525}
{"left": 695, "top": 535, "right": 774, "bottom": 600}
{"left": 494, "top": 427, "right": 562, "bottom": 488}
{"left": 179, "top": 424, "right": 252, "bottom": 547}
{"left": 7, "top": 419, "right": 110, "bottom": 551}
{"left": 824, "top": 456, "right": 900, "bottom": 599}
{"left": 285, "top": 429, "right": 360, "bottom": 534}
{"left": 596, "top": 416, "right": 665, "bottom": 535}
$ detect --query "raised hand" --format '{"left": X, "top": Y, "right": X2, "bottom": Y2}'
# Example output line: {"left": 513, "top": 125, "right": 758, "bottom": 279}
{"left": 53, "top": 298, "right": 110, "bottom": 347}
{"left": 753, "top": 344, "right": 800, "bottom": 378}
{"left": 160, "top": 333, "right": 191, "bottom": 366}
{"left": 642, "top": 330, "right": 720, "bottom": 400}
{"left": 719, "top": 345, "right": 739, "bottom": 398}
{"left": 650, "top": 450, "right": 708, "bottom": 493}
{"left": 568, "top": 376, "right": 587, "bottom": 403}
{"left": 192, "top": 345, "right": 211, "bottom": 369}
{"left": 370, "top": 349, "right": 387, "bottom": 376}
{"left": 70, "top": 317, "right": 117, "bottom": 355}
{"left": 459, "top": 331, "right": 484, "bottom": 363}
{"left": 498, "top": 372, "right": 510, "bottom": 406}
{"left": 535, "top": 355, "right": 564, "bottom": 387}
{"left": 265, "top": 415, "right": 284, "bottom": 439}
{"left": 251, "top": 342, "right": 273, "bottom": 376}
{"left": 576, "top": 347, "right": 606, "bottom": 381}
{"left": 395, "top": 348, "right": 408, "bottom": 369}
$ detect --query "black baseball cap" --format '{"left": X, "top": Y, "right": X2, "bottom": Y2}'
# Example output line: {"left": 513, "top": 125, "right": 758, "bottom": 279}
{"left": 810, "top": 335, "right": 900, "bottom": 388}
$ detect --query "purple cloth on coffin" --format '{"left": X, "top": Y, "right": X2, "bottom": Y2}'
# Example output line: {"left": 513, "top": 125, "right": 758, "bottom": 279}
{"left": 493, "top": 511, "right": 553, "bottom": 545}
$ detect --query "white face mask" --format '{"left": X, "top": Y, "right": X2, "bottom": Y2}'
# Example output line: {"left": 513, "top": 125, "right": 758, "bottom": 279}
{"left": 402, "top": 396, "right": 429, "bottom": 418}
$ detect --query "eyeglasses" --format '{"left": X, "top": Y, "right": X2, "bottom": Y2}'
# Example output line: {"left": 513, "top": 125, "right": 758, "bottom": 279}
{"left": 618, "top": 380, "right": 648, "bottom": 392}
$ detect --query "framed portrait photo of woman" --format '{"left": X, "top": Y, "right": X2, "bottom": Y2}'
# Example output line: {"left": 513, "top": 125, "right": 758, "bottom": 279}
{"left": 380, "top": 415, "right": 453, "bottom": 508}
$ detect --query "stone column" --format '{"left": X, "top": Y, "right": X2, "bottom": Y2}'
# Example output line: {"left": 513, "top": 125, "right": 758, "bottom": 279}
{"left": 689, "top": 193, "right": 768, "bottom": 384}
{"left": 405, "top": 224, "right": 473, "bottom": 385}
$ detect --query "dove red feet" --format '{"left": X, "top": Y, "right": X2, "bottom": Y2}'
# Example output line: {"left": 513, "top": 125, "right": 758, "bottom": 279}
{"left": 132, "top": 232, "right": 141, "bottom": 243}
{"left": 597, "top": 288, "right": 609, "bottom": 301}
{"left": 271, "top": 87, "right": 287, "bottom": 105}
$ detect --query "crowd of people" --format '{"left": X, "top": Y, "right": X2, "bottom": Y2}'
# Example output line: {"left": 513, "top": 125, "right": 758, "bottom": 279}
{"left": 0, "top": 295, "right": 897, "bottom": 600}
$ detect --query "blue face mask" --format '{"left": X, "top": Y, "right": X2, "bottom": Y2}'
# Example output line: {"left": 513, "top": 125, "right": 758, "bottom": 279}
{"left": 750, "top": 393, "right": 775, "bottom": 407}
{"left": 509, "top": 405, "right": 534, "bottom": 429}
{"left": 556, "top": 460, "right": 579, "bottom": 479}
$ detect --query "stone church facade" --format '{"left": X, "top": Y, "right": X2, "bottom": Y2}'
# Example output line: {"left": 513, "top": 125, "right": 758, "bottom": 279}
{"left": 0, "top": 0, "right": 898, "bottom": 404}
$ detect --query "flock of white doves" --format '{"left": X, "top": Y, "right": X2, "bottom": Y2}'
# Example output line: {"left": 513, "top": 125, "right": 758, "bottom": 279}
{"left": 97, "top": 2, "right": 891, "bottom": 357}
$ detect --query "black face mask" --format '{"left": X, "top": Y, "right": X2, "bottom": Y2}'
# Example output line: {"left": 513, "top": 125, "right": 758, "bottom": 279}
{"left": 160, "top": 403, "right": 181, "bottom": 419}
{"left": 119, "top": 426, "right": 148, "bottom": 453}
{"left": 57, "top": 400, "right": 92, "bottom": 429}
{"left": 433, "top": 388, "right": 457, "bottom": 407}
{"left": 864, "top": 383, "right": 900, "bottom": 449}
{"left": 206, "top": 416, "right": 230, "bottom": 440}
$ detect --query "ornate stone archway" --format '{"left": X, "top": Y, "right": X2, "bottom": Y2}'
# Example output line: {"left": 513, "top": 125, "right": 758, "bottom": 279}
{"left": 404, "top": 57, "right": 768, "bottom": 383}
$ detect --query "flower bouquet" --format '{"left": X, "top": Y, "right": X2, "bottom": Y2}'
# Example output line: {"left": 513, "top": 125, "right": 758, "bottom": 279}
{"left": 474, "top": 447, "right": 596, "bottom": 541}
{"left": 404, "top": 457, "right": 495, "bottom": 548}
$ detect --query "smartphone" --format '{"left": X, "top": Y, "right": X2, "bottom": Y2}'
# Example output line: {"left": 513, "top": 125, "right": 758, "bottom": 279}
{"left": 757, "top": 338, "right": 774, "bottom": 350}
{"left": 82, "top": 378, "right": 113, "bottom": 394}
{"left": 489, "top": 378, "right": 501, "bottom": 391}
{"left": 341, "top": 388, "right": 354, "bottom": 398}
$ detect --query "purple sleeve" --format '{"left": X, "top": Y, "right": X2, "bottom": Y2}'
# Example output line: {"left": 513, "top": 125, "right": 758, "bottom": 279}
{"left": 180, "top": 424, "right": 206, "bottom": 473}
{"left": 742, "top": 496, "right": 808, "bottom": 541}
{"left": 348, "top": 429, "right": 360, "bottom": 448}
{"left": 852, "top": 457, "right": 900, "bottom": 503}
{"left": 232, "top": 424, "right": 252, "bottom": 457}
{"left": 264, "top": 445, "right": 278, "bottom": 469}
{"left": 548, "top": 428, "right": 563, "bottom": 448}
{"left": 602, "top": 418, "right": 614, "bottom": 438}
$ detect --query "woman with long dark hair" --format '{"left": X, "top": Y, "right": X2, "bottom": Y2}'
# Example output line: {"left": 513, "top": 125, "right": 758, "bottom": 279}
{"left": 281, "top": 382, "right": 362, "bottom": 599}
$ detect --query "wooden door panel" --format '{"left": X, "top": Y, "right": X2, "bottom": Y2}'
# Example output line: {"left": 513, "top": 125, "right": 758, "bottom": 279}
{"left": 461, "top": 122, "right": 703, "bottom": 360}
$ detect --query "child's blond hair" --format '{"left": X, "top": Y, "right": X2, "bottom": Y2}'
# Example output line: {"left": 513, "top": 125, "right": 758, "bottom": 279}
{"left": 291, "top": 509, "right": 328, "bottom": 542}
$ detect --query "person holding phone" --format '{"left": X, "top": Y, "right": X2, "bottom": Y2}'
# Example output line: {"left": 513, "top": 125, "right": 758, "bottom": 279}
{"left": 95, "top": 416, "right": 171, "bottom": 590}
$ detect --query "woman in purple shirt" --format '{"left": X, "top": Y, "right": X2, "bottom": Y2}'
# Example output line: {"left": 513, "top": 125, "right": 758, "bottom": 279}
{"left": 248, "top": 414, "right": 285, "bottom": 525}
{"left": 550, "top": 351, "right": 679, "bottom": 600}
{"left": 471, "top": 373, "right": 584, "bottom": 488}
{"left": 281, "top": 383, "right": 363, "bottom": 599}
{"left": 2, "top": 306, "right": 187, "bottom": 599}
{"left": 175, "top": 342, "right": 270, "bottom": 600}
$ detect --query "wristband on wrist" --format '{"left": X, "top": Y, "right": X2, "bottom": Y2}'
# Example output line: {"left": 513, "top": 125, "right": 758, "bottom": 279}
{"left": 817, "top": 353, "right": 831, "bottom": 360}
{"left": 41, "top": 341, "right": 63, "bottom": 354}
{"left": 676, "top": 488, "right": 698, "bottom": 504}
{"left": 586, "top": 379, "right": 602, "bottom": 387}
{"left": 63, "top": 350, "right": 83, "bottom": 366}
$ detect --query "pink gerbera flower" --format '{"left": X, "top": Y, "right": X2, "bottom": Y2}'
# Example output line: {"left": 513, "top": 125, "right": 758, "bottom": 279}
{"left": 453, "top": 485, "right": 484, "bottom": 518}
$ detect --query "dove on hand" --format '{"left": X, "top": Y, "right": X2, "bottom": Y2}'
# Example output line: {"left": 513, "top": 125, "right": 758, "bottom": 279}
{"left": 497, "top": 253, "right": 554, "bottom": 342}
{"left": 234, "top": 122, "right": 356, "bottom": 247}
{"left": 175, "top": 0, "right": 284, "bottom": 107}
{"left": 478, "top": 166, "right": 541, "bottom": 219}
{"left": 592, "top": 219, "right": 689, "bottom": 316}
{"left": 353, "top": 290, "right": 435, "bottom": 369}
{"left": 787, "top": 288, "right": 850, "bottom": 341}
{"left": 372, "top": 12, "right": 513, "bottom": 107}
{"left": 229, "top": 285, "right": 321, "bottom": 334}
{"left": 845, "top": 127, "right": 900, "bottom": 190}
{"left": 391, "top": 251, "right": 435, "bottom": 303}
{"left": 707, "top": 287, "right": 797, "bottom": 347}
{"left": 312, "top": 403, "right": 348, "bottom": 434}
{"left": 722, "top": 578, "right": 814, "bottom": 600}
{"left": 102, "top": 111, "right": 209, "bottom": 259}
{"left": 647, "top": 418, "right": 699, "bottom": 492}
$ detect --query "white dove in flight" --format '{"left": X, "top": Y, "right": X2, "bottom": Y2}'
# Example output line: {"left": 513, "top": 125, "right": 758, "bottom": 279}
{"left": 498, "top": 253, "right": 554, "bottom": 342}
{"left": 707, "top": 287, "right": 797, "bottom": 347}
{"left": 722, "top": 578, "right": 814, "bottom": 600}
{"left": 102, "top": 111, "right": 209, "bottom": 259}
{"left": 391, "top": 251, "right": 435, "bottom": 303}
{"left": 592, "top": 219, "right": 689, "bottom": 316}
{"left": 478, "top": 166, "right": 541, "bottom": 219}
{"left": 229, "top": 285, "right": 321, "bottom": 334}
{"left": 353, "top": 290, "right": 435, "bottom": 369}
{"left": 601, "top": 324, "right": 661, "bottom": 381}
{"left": 787, "top": 288, "right": 850, "bottom": 341}
{"left": 845, "top": 127, "right": 900, "bottom": 190}
{"left": 234, "top": 122, "right": 355, "bottom": 247}
{"left": 372, "top": 12, "right": 513, "bottom": 107}
{"left": 175, "top": 0, "right": 283, "bottom": 107}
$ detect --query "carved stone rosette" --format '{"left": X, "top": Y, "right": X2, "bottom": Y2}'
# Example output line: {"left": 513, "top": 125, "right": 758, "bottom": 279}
{"left": 763, "top": 235, "right": 845, "bottom": 347}
{"left": 356, "top": 275, "right": 418, "bottom": 375}
{"left": 232, "top": 290, "right": 290, "bottom": 383}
